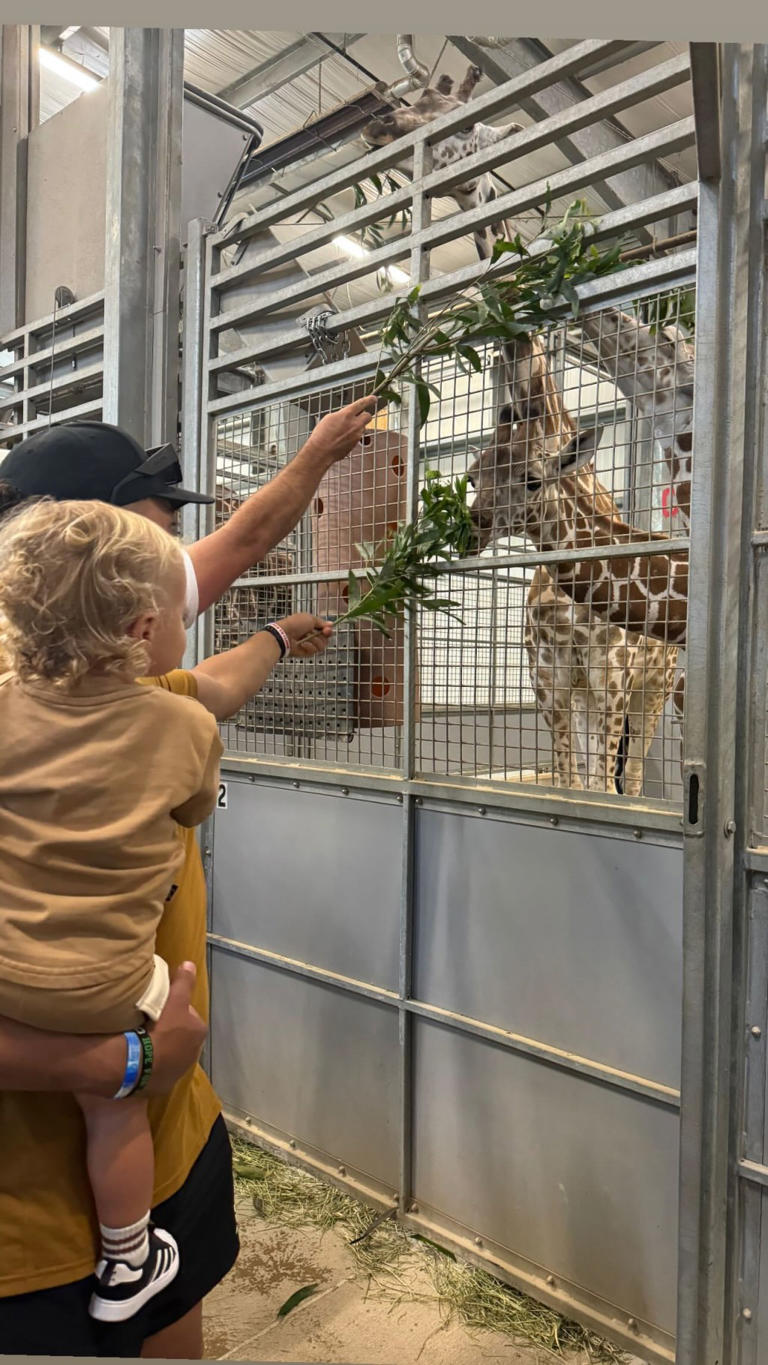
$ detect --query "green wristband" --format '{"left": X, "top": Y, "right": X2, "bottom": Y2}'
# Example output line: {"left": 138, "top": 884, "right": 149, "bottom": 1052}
{"left": 134, "top": 1026, "right": 154, "bottom": 1092}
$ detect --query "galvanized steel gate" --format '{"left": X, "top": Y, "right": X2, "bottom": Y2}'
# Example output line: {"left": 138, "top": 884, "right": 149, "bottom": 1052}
{"left": 182, "top": 41, "right": 768, "bottom": 1365}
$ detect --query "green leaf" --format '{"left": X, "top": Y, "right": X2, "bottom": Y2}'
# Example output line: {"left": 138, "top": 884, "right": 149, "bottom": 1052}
{"left": 414, "top": 380, "right": 432, "bottom": 427}
{"left": 277, "top": 1285, "right": 319, "bottom": 1318}
{"left": 347, "top": 569, "right": 361, "bottom": 606}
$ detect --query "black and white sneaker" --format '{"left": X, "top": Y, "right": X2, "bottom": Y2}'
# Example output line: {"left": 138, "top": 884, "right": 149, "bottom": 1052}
{"left": 88, "top": 1226, "right": 180, "bottom": 1322}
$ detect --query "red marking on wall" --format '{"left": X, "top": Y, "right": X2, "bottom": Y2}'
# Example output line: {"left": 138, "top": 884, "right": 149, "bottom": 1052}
{"left": 662, "top": 486, "right": 679, "bottom": 519}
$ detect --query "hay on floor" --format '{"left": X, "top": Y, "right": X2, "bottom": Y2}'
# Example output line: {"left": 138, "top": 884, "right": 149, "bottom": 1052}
{"left": 231, "top": 1136, "right": 627, "bottom": 1363}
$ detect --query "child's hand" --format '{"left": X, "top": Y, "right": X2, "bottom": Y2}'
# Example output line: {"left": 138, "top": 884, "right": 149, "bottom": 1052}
{"left": 278, "top": 613, "right": 333, "bottom": 657}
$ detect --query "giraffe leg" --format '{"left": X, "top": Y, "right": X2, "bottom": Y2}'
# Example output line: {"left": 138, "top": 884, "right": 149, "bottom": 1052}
{"left": 525, "top": 594, "right": 585, "bottom": 789}
{"left": 623, "top": 643, "right": 679, "bottom": 797}
{"left": 584, "top": 628, "right": 630, "bottom": 793}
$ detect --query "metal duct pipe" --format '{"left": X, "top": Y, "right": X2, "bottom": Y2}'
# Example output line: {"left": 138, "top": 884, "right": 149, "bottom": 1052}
{"left": 386, "top": 34, "right": 430, "bottom": 98}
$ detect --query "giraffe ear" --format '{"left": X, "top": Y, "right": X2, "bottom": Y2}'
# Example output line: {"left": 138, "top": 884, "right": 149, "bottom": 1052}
{"left": 557, "top": 426, "right": 605, "bottom": 475}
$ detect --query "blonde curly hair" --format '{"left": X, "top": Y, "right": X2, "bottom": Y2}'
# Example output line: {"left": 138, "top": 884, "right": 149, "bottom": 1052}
{"left": 0, "top": 499, "right": 184, "bottom": 688}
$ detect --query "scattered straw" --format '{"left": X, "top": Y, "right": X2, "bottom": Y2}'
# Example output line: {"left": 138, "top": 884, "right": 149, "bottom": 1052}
{"left": 231, "top": 1136, "right": 628, "bottom": 1363}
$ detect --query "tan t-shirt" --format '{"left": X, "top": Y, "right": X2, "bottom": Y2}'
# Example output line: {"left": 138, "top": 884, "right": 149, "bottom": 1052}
{"left": 0, "top": 670, "right": 225, "bottom": 1296}
{"left": 0, "top": 669, "right": 222, "bottom": 1020}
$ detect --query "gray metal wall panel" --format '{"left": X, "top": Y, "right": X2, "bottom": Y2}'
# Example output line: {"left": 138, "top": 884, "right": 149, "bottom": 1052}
{"left": 412, "top": 1018, "right": 679, "bottom": 1333}
{"left": 211, "top": 778, "right": 401, "bottom": 991}
{"left": 413, "top": 809, "right": 683, "bottom": 1089}
{"left": 210, "top": 946, "right": 400, "bottom": 1188}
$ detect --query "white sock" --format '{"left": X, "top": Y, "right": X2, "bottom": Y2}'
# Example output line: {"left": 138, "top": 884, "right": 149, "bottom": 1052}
{"left": 99, "top": 1212, "right": 150, "bottom": 1267}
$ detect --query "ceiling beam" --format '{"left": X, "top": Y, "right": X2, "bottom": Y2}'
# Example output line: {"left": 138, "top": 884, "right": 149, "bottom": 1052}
{"left": 216, "top": 32, "right": 365, "bottom": 109}
{"left": 449, "top": 37, "right": 690, "bottom": 241}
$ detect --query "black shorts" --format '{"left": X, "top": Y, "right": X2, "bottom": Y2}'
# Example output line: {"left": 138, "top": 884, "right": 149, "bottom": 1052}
{"left": 0, "top": 1113, "right": 239, "bottom": 1358}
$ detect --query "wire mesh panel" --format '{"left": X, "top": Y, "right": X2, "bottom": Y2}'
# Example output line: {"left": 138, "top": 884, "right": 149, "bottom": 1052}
{"left": 207, "top": 288, "right": 692, "bottom": 804}
{"left": 212, "top": 382, "right": 410, "bottom": 770}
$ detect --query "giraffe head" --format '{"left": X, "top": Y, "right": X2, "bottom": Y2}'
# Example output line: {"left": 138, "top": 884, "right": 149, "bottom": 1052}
{"left": 467, "top": 411, "right": 604, "bottom": 552}
{"left": 362, "top": 65, "right": 483, "bottom": 146}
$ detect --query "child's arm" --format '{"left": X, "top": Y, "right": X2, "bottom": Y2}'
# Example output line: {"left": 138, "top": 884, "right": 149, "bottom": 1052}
{"left": 190, "top": 613, "right": 332, "bottom": 722}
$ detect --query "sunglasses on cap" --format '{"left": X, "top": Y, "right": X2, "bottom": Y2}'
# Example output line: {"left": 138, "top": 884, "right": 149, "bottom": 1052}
{"left": 109, "top": 443, "right": 184, "bottom": 504}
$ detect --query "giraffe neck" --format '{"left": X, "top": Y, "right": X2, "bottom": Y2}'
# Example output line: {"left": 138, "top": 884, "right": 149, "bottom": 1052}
{"left": 532, "top": 481, "right": 664, "bottom": 554}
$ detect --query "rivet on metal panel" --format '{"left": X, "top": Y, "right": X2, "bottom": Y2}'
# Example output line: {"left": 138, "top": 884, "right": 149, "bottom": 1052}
{"left": 338, "top": 1165, "right": 347, "bottom": 1175}
{"left": 342, "top": 788, "right": 350, "bottom": 796}
{"left": 742, "top": 1307, "right": 753, "bottom": 1321}
{"left": 550, "top": 817, "right": 559, "bottom": 827}
{"left": 293, "top": 781, "right": 300, "bottom": 789}
{"left": 415, "top": 798, "right": 423, "bottom": 806}
{"left": 203, "top": 847, "right": 212, "bottom": 858}
{"left": 751, "top": 1026, "right": 762, "bottom": 1039}
{"left": 409, "top": 1202, "right": 419, "bottom": 1213}
{"left": 250, "top": 775, "right": 256, "bottom": 783}
{"left": 546, "top": 1275, "right": 555, "bottom": 1286}
{"left": 477, "top": 806, "right": 486, "bottom": 816}
{"left": 289, "top": 1139, "right": 296, "bottom": 1148}
{"left": 633, "top": 830, "right": 643, "bottom": 840}
{"left": 724, "top": 819, "right": 737, "bottom": 837}
{"left": 396, "top": 794, "right": 403, "bottom": 803}
{"left": 474, "top": 1236, "right": 483, "bottom": 1246}
{"left": 627, "top": 1318, "right": 638, "bottom": 1331}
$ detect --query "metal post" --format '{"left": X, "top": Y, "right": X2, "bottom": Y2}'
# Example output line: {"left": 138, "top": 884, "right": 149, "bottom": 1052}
{"left": 0, "top": 25, "right": 38, "bottom": 335}
{"left": 397, "top": 139, "right": 432, "bottom": 1214}
{"left": 181, "top": 217, "right": 213, "bottom": 672}
{"left": 103, "top": 28, "right": 184, "bottom": 444}
{"left": 677, "top": 44, "right": 767, "bottom": 1364}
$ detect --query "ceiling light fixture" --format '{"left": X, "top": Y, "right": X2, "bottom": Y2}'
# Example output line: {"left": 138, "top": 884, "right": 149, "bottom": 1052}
{"left": 39, "top": 46, "right": 99, "bottom": 92}
{"left": 333, "top": 235, "right": 409, "bottom": 286}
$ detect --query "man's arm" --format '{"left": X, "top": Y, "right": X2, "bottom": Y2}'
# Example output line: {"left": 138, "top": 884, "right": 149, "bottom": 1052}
{"left": 187, "top": 396, "right": 376, "bottom": 612}
{"left": 192, "top": 613, "right": 332, "bottom": 721}
{"left": 0, "top": 962, "right": 206, "bottom": 1097}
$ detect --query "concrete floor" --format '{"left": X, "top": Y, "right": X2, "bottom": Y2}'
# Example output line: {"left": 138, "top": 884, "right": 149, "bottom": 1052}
{"left": 202, "top": 1190, "right": 647, "bottom": 1365}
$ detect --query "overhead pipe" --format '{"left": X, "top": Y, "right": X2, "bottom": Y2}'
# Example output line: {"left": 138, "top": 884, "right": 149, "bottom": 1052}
{"left": 385, "top": 34, "right": 430, "bottom": 99}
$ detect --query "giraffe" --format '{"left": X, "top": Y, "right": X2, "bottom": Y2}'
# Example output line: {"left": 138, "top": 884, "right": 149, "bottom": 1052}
{"left": 575, "top": 306, "right": 695, "bottom": 528}
{"left": 362, "top": 64, "right": 521, "bottom": 261}
{"left": 465, "top": 376, "right": 690, "bottom": 652}
{"left": 500, "top": 336, "right": 678, "bottom": 795}
{"left": 574, "top": 305, "right": 695, "bottom": 728}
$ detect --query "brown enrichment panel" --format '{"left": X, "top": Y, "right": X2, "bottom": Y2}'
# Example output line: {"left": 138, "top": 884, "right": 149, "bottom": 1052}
{"left": 311, "top": 426, "right": 420, "bottom": 731}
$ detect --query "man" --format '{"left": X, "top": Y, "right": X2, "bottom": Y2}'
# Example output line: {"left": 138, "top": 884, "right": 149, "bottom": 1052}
{"left": 0, "top": 397, "right": 376, "bottom": 619}
{"left": 0, "top": 396, "right": 375, "bottom": 1358}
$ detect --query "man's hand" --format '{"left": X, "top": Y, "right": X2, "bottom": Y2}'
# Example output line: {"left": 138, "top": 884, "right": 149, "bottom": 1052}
{"left": 305, "top": 396, "right": 377, "bottom": 465}
{"left": 145, "top": 962, "right": 208, "bottom": 1094}
{"left": 278, "top": 613, "right": 333, "bottom": 658}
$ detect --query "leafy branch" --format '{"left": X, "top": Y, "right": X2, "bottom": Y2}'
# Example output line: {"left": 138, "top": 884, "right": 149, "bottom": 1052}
{"left": 330, "top": 471, "right": 474, "bottom": 638}
{"left": 633, "top": 286, "right": 696, "bottom": 339}
{"left": 370, "top": 197, "right": 633, "bottom": 427}
{"left": 307, "top": 200, "right": 634, "bottom": 641}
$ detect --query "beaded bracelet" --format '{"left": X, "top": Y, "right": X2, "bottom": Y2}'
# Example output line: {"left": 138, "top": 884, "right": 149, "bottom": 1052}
{"left": 264, "top": 622, "right": 291, "bottom": 659}
{"left": 113, "top": 1031, "right": 142, "bottom": 1099}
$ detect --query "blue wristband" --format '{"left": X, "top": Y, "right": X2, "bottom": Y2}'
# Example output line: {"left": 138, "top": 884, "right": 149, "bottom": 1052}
{"left": 113, "top": 1031, "right": 142, "bottom": 1099}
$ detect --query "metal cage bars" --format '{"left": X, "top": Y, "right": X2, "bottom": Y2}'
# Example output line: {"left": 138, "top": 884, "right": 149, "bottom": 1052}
{"left": 191, "top": 40, "right": 700, "bottom": 827}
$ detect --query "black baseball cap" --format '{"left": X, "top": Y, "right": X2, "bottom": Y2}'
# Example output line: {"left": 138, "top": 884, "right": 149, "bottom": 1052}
{"left": 0, "top": 421, "right": 214, "bottom": 509}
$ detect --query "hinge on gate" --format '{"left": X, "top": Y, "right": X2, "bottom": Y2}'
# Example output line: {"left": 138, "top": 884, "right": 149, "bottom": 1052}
{"left": 683, "top": 761, "right": 706, "bottom": 837}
